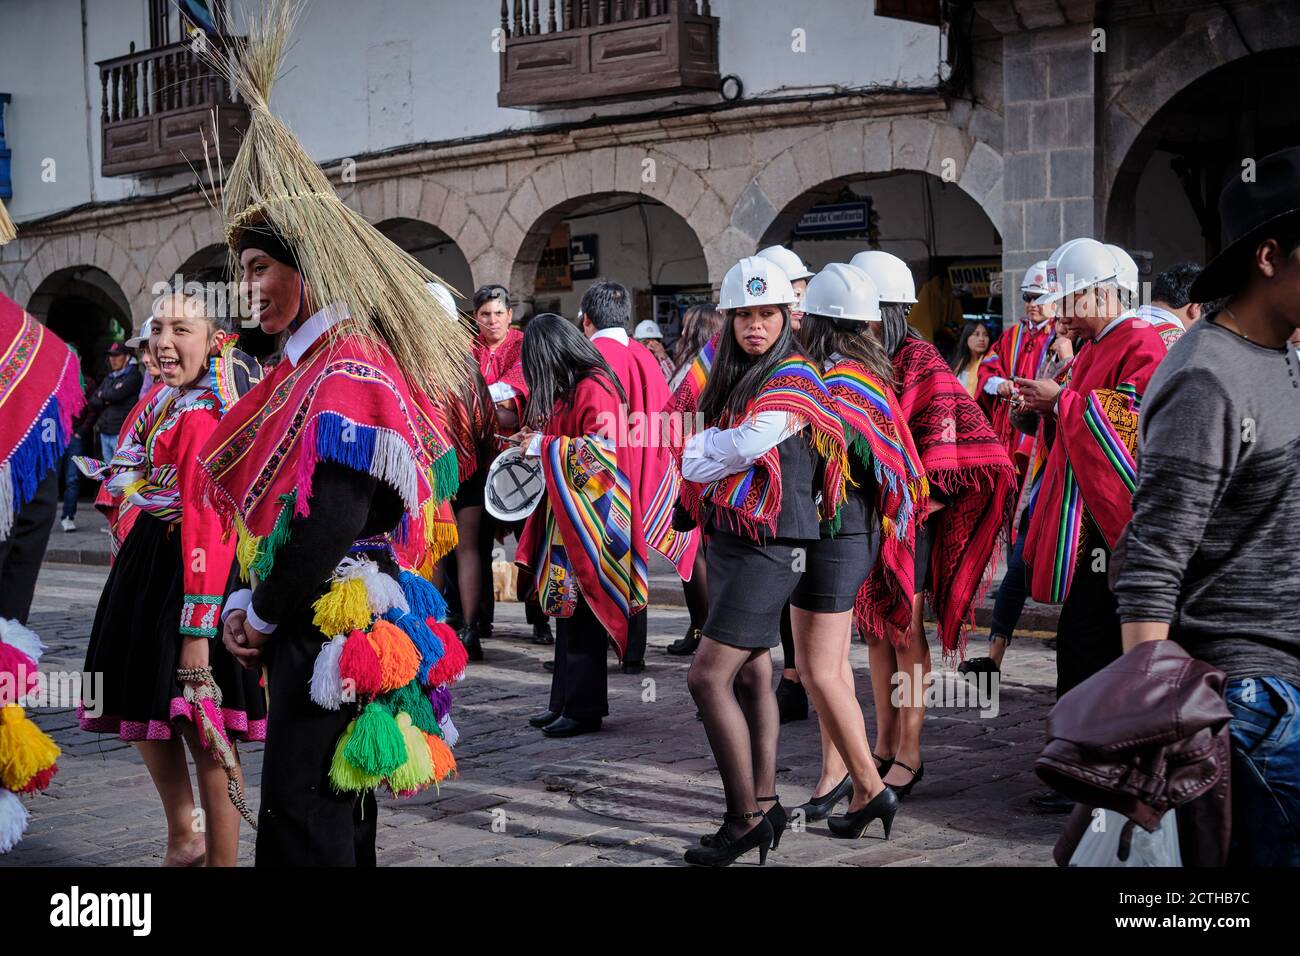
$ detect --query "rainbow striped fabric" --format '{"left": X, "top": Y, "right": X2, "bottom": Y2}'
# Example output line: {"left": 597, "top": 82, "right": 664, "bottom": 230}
{"left": 1082, "top": 383, "right": 1140, "bottom": 494}
{"left": 534, "top": 434, "right": 647, "bottom": 631}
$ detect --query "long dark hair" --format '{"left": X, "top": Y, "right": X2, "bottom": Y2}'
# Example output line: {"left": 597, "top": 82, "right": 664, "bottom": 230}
{"left": 798, "top": 311, "right": 894, "bottom": 385}
{"left": 520, "top": 312, "right": 625, "bottom": 426}
{"left": 698, "top": 306, "right": 799, "bottom": 425}
{"left": 878, "top": 303, "right": 922, "bottom": 358}
{"left": 672, "top": 303, "right": 725, "bottom": 371}
{"left": 949, "top": 319, "right": 991, "bottom": 376}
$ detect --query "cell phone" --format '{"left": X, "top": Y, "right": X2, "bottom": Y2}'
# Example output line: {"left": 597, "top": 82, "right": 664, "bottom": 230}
{"left": 496, "top": 433, "right": 524, "bottom": 445}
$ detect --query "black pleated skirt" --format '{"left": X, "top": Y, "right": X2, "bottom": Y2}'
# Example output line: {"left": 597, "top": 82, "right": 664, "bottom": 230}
{"left": 79, "top": 513, "right": 267, "bottom": 742}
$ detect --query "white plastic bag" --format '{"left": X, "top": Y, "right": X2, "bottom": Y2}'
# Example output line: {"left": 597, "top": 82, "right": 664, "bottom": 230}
{"left": 1069, "top": 808, "right": 1183, "bottom": 867}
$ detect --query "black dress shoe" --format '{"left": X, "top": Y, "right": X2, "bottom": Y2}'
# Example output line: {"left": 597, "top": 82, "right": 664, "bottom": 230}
{"left": 458, "top": 624, "right": 483, "bottom": 662}
{"left": 775, "top": 676, "right": 808, "bottom": 724}
{"left": 621, "top": 660, "right": 645, "bottom": 675}
{"left": 702, "top": 796, "right": 787, "bottom": 850}
{"left": 684, "top": 813, "right": 773, "bottom": 867}
{"left": 828, "top": 786, "right": 900, "bottom": 840}
{"left": 1030, "top": 789, "right": 1074, "bottom": 814}
{"left": 884, "top": 760, "right": 924, "bottom": 800}
{"left": 666, "top": 626, "right": 702, "bottom": 656}
{"left": 794, "top": 774, "right": 853, "bottom": 823}
{"left": 528, "top": 710, "right": 558, "bottom": 728}
{"left": 531, "top": 620, "right": 554, "bottom": 645}
{"left": 542, "top": 660, "right": 554, "bottom": 672}
{"left": 541, "top": 715, "right": 602, "bottom": 738}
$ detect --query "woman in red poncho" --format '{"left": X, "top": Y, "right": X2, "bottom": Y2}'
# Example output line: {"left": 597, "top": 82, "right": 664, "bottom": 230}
{"left": 513, "top": 313, "right": 635, "bottom": 739}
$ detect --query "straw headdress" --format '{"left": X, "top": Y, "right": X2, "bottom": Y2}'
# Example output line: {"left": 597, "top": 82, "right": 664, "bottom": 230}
{"left": 0, "top": 197, "right": 15, "bottom": 246}
{"left": 201, "top": 0, "right": 471, "bottom": 395}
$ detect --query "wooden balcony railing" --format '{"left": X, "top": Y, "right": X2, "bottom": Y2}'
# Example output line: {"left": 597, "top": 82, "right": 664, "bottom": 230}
{"left": 498, "top": 1, "right": 721, "bottom": 109}
{"left": 97, "top": 39, "right": 249, "bottom": 177}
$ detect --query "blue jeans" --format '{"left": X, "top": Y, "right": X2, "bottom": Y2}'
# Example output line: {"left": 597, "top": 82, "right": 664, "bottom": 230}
{"left": 99, "top": 433, "right": 118, "bottom": 463}
{"left": 1224, "top": 676, "right": 1300, "bottom": 866}
{"left": 60, "top": 434, "right": 83, "bottom": 520}
{"left": 989, "top": 505, "right": 1032, "bottom": 644}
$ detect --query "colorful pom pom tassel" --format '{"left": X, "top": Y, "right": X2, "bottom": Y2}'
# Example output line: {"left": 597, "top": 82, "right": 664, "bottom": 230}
{"left": 0, "top": 705, "right": 60, "bottom": 792}
{"left": 425, "top": 731, "right": 457, "bottom": 783}
{"left": 328, "top": 720, "right": 382, "bottom": 793}
{"left": 427, "top": 684, "right": 453, "bottom": 722}
{"left": 368, "top": 621, "right": 421, "bottom": 693}
{"left": 426, "top": 621, "right": 467, "bottom": 686}
{"left": 381, "top": 681, "right": 441, "bottom": 737}
{"left": 387, "top": 713, "right": 435, "bottom": 793}
{"left": 338, "top": 629, "right": 384, "bottom": 698}
{"left": 398, "top": 570, "right": 448, "bottom": 622}
{"left": 382, "top": 608, "right": 443, "bottom": 676}
{"left": 0, "top": 643, "right": 39, "bottom": 705}
{"left": 342, "top": 702, "right": 407, "bottom": 778}
{"left": 0, "top": 788, "right": 29, "bottom": 854}
{"left": 0, "top": 618, "right": 45, "bottom": 664}
{"left": 312, "top": 577, "right": 372, "bottom": 636}
{"left": 439, "top": 714, "right": 460, "bottom": 748}
{"left": 363, "top": 568, "right": 409, "bottom": 617}
{"left": 15, "top": 764, "right": 57, "bottom": 794}
{"left": 310, "top": 635, "right": 348, "bottom": 710}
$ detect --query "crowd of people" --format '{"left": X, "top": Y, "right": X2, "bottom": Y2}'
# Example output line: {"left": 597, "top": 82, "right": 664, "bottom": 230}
{"left": 0, "top": 10, "right": 1297, "bottom": 869}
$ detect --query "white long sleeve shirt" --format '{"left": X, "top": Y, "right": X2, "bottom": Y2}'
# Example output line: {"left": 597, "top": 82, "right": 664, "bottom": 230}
{"left": 681, "top": 411, "right": 803, "bottom": 483}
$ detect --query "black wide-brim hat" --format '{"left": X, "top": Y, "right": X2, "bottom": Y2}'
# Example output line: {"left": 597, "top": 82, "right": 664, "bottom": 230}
{"left": 1191, "top": 146, "right": 1300, "bottom": 302}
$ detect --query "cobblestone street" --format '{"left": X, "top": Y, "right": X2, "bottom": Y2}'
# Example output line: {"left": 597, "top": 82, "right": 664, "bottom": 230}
{"left": 1, "top": 560, "right": 1070, "bottom": 868}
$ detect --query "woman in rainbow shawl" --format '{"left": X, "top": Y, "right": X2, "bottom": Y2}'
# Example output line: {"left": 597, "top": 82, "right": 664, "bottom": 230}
{"left": 785, "top": 263, "right": 928, "bottom": 840}
{"left": 514, "top": 314, "right": 635, "bottom": 739}
{"left": 678, "top": 257, "right": 848, "bottom": 867}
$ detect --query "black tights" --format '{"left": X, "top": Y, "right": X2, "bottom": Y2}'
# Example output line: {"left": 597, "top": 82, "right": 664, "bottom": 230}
{"left": 453, "top": 505, "right": 493, "bottom": 630}
{"left": 687, "top": 638, "right": 779, "bottom": 826}
{"left": 682, "top": 548, "right": 709, "bottom": 629}
{"left": 779, "top": 602, "right": 795, "bottom": 672}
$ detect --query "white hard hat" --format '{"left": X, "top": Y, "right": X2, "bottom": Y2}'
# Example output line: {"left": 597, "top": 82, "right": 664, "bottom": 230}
{"left": 425, "top": 281, "right": 458, "bottom": 322}
{"left": 1104, "top": 244, "right": 1140, "bottom": 295}
{"left": 1035, "top": 238, "right": 1119, "bottom": 305}
{"left": 719, "top": 256, "right": 797, "bottom": 310}
{"left": 755, "top": 245, "right": 814, "bottom": 282}
{"left": 847, "top": 251, "right": 917, "bottom": 304}
{"left": 125, "top": 318, "right": 153, "bottom": 349}
{"left": 484, "top": 446, "right": 546, "bottom": 521}
{"left": 633, "top": 319, "right": 663, "bottom": 340}
{"left": 801, "top": 263, "right": 882, "bottom": 323}
{"left": 1019, "top": 260, "right": 1051, "bottom": 295}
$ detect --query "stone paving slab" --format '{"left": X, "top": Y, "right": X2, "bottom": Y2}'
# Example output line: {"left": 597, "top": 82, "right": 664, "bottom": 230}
{"left": 3, "top": 563, "right": 1067, "bottom": 867}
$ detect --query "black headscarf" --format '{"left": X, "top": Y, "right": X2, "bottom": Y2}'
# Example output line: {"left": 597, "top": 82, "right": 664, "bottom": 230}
{"left": 236, "top": 222, "right": 301, "bottom": 271}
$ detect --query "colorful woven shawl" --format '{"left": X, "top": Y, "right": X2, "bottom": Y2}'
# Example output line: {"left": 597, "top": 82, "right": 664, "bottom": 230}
{"left": 0, "top": 294, "right": 85, "bottom": 540}
{"left": 198, "top": 325, "right": 460, "bottom": 583}
{"left": 893, "top": 338, "right": 1016, "bottom": 657}
{"left": 822, "top": 359, "right": 928, "bottom": 643}
{"left": 685, "top": 354, "right": 848, "bottom": 541}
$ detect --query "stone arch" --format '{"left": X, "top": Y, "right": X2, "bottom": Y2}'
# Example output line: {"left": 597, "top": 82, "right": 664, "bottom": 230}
{"left": 28, "top": 265, "right": 132, "bottom": 373}
{"left": 498, "top": 149, "right": 719, "bottom": 297}
{"left": 740, "top": 116, "right": 1004, "bottom": 266}
{"left": 375, "top": 217, "right": 474, "bottom": 303}
{"left": 1102, "top": 4, "right": 1300, "bottom": 243}
{"left": 18, "top": 231, "right": 142, "bottom": 329}
{"left": 505, "top": 188, "right": 710, "bottom": 312}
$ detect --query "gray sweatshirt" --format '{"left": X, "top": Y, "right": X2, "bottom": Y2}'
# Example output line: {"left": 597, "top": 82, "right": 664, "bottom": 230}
{"left": 1114, "top": 317, "right": 1300, "bottom": 689}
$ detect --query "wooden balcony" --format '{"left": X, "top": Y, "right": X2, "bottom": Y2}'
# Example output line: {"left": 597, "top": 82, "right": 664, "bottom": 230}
{"left": 498, "top": 1, "right": 720, "bottom": 109}
{"left": 97, "top": 39, "right": 248, "bottom": 178}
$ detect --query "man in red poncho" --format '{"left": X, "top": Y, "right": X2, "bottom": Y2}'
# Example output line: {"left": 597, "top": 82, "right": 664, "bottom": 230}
{"left": 1016, "top": 239, "right": 1168, "bottom": 697}
{"left": 578, "top": 281, "right": 699, "bottom": 673}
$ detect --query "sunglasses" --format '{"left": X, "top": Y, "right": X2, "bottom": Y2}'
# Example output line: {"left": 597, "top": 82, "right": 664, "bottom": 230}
{"left": 1021, "top": 292, "right": 1041, "bottom": 304}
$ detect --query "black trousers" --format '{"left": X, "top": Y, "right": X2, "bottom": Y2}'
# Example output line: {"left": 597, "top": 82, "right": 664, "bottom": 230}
{"left": 548, "top": 597, "right": 610, "bottom": 720}
{"left": 1055, "top": 545, "right": 1123, "bottom": 698}
{"left": 623, "top": 608, "right": 648, "bottom": 665}
{"left": 255, "top": 609, "right": 377, "bottom": 867}
{"left": 0, "top": 470, "right": 58, "bottom": 624}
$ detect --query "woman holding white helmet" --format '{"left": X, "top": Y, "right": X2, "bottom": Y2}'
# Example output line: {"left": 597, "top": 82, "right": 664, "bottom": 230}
{"left": 678, "top": 255, "right": 848, "bottom": 866}
{"left": 785, "top": 262, "right": 931, "bottom": 838}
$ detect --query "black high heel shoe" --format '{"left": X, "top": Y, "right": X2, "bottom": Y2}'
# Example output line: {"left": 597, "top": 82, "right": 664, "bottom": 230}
{"left": 827, "top": 786, "right": 900, "bottom": 840}
{"left": 873, "top": 752, "right": 895, "bottom": 778}
{"left": 684, "top": 811, "right": 773, "bottom": 867}
{"left": 666, "top": 626, "right": 702, "bottom": 656}
{"left": 884, "top": 760, "right": 924, "bottom": 800}
{"left": 794, "top": 774, "right": 852, "bottom": 823}
{"left": 700, "top": 796, "right": 787, "bottom": 850}
{"left": 775, "top": 677, "right": 808, "bottom": 724}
